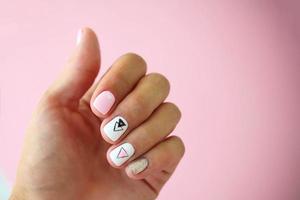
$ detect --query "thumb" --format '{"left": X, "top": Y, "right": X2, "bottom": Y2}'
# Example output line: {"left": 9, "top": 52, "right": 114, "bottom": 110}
{"left": 48, "top": 27, "right": 100, "bottom": 104}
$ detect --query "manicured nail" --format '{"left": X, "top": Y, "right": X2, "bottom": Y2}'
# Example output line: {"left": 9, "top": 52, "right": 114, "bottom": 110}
{"left": 93, "top": 91, "right": 115, "bottom": 115}
{"left": 126, "top": 158, "right": 148, "bottom": 175}
{"left": 103, "top": 116, "right": 128, "bottom": 141}
{"left": 76, "top": 29, "right": 83, "bottom": 45}
{"left": 109, "top": 143, "right": 135, "bottom": 166}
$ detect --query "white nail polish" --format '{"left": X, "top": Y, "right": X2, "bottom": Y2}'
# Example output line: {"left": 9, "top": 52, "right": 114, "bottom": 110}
{"left": 127, "top": 158, "right": 148, "bottom": 175}
{"left": 103, "top": 116, "right": 128, "bottom": 141}
{"left": 109, "top": 143, "right": 135, "bottom": 166}
{"left": 76, "top": 29, "right": 82, "bottom": 45}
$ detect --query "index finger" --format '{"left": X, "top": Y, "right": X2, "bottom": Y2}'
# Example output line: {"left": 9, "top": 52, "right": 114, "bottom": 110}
{"left": 90, "top": 53, "right": 147, "bottom": 118}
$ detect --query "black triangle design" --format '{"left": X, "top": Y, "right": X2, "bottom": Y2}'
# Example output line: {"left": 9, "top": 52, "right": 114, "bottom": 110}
{"left": 113, "top": 118, "right": 126, "bottom": 132}
{"left": 113, "top": 121, "right": 123, "bottom": 131}
{"left": 118, "top": 118, "right": 126, "bottom": 127}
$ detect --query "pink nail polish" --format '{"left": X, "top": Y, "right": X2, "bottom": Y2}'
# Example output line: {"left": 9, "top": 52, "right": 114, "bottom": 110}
{"left": 93, "top": 91, "right": 115, "bottom": 115}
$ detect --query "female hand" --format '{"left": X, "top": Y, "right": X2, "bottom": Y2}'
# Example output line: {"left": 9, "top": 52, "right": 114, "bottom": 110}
{"left": 10, "top": 28, "right": 185, "bottom": 200}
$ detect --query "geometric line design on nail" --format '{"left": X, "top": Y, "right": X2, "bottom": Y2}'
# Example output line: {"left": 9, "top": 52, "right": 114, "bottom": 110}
{"left": 109, "top": 143, "right": 135, "bottom": 166}
{"left": 103, "top": 116, "right": 128, "bottom": 142}
{"left": 113, "top": 118, "right": 126, "bottom": 132}
{"left": 117, "top": 147, "right": 129, "bottom": 159}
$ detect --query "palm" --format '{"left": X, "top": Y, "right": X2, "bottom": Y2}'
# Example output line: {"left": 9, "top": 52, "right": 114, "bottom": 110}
{"left": 18, "top": 99, "right": 157, "bottom": 200}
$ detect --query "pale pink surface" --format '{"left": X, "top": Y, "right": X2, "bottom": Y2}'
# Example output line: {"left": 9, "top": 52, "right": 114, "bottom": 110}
{"left": 0, "top": 1, "right": 300, "bottom": 199}
{"left": 93, "top": 91, "right": 115, "bottom": 115}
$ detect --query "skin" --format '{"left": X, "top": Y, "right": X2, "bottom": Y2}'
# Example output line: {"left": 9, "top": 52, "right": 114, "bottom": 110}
{"left": 10, "top": 27, "right": 185, "bottom": 200}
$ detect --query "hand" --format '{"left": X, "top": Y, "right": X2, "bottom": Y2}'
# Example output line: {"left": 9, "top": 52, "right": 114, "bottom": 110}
{"left": 10, "top": 28, "right": 185, "bottom": 200}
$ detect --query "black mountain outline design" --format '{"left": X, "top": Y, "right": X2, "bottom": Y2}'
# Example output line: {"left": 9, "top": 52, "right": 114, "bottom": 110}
{"left": 113, "top": 118, "right": 126, "bottom": 131}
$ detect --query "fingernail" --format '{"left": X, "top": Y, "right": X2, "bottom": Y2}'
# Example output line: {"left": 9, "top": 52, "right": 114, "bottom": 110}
{"left": 93, "top": 91, "right": 115, "bottom": 115}
{"left": 76, "top": 29, "right": 83, "bottom": 45}
{"left": 109, "top": 143, "right": 135, "bottom": 166}
{"left": 126, "top": 158, "right": 148, "bottom": 175}
{"left": 103, "top": 116, "right": 128, "bottom": 141}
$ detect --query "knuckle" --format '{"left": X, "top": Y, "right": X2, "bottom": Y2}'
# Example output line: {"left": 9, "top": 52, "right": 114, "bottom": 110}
{"left": 122, "top": 52, "right": 147, "bottom": 72}
{"left": 147, "top": 73, "right": 170, "bottom": 92}
{"left": 123, "top": 52, "right": 145, "bottom": 63}
{"left": 163, "top": 102, "right": 182, "bottom": 121}
{"left": 170, "top": 136, "right": 186, "bottom": 158}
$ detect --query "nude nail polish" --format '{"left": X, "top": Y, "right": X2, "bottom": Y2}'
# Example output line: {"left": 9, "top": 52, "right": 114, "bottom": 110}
{"left": 103, "top": 116, "right": 128, "bottom": 141}
{"left": 126, "top": 158, "right": 148, "bottom": 175}
{"left": 93, "top": 91, "right": 115, "bottom": 115}
{"left": 109, "top": 143, "right": 135, "bottom": 166}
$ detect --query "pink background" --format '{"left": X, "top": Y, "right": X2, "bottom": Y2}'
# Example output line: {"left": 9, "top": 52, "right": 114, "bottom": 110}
{"left": 0, "top": 1, "right": 300, "bottom": 199}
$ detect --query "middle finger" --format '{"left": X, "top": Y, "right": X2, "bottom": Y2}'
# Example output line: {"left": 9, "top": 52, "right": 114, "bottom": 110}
{"left": 101, "top": 73, "right": 170, "bottom": 143}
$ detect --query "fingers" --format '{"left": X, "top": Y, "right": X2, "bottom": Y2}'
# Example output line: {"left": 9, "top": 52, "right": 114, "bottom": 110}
{"left": 106, "top": 102, "right": 181, "bottom": 167}
{"left": 90, "top": 53, "right": 146, "bottom": 116}
{"left": 88, "top": 52, "right": 184, "bottom": 185}
{"left": 101, "top": 73, "right": 170, "bottom": 143}
{"left": 47, "top": 27, "right": 100, "bottom": 104}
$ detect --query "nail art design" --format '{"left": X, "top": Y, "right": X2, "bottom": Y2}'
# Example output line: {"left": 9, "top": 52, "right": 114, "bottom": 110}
{"left": 109, "top": 143, "right": 135, "bottom": 166}
{"left": 103, "top": 116, "right": 128, "bottom": 141}
{"left": 127, "top": 158, "right": 148, "bottom": 175}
